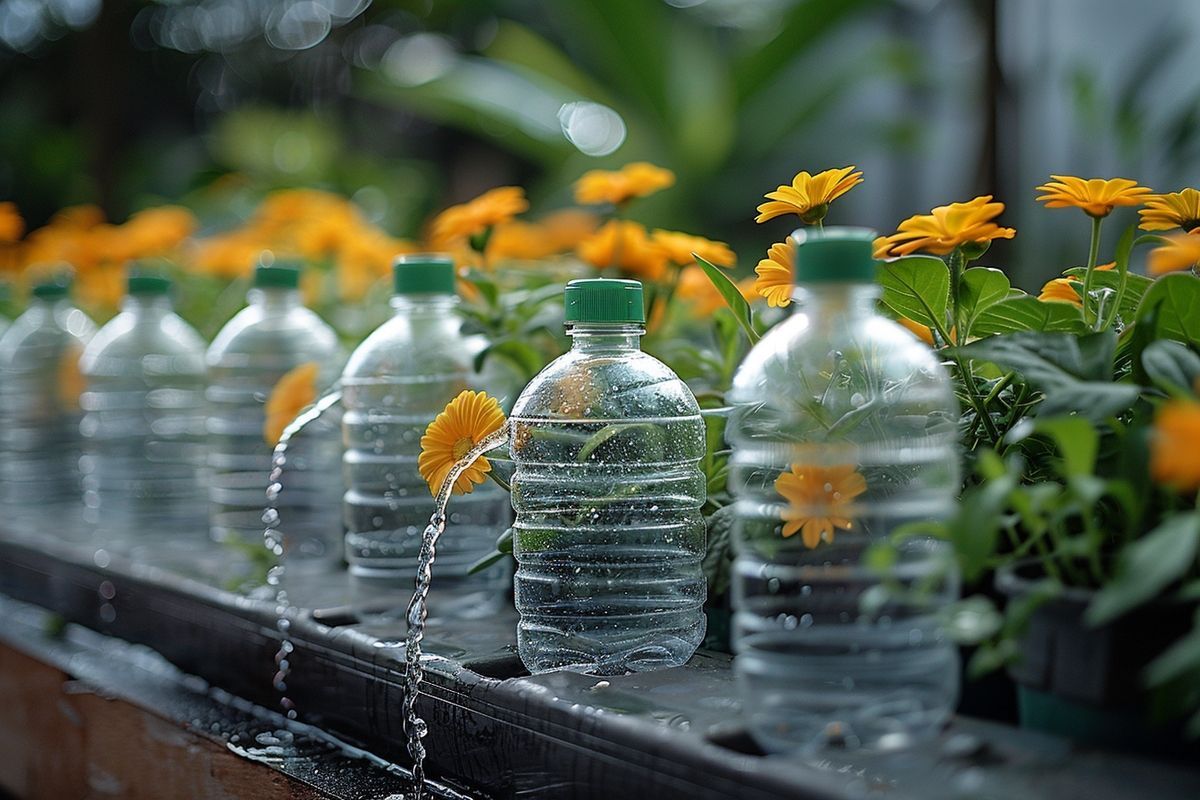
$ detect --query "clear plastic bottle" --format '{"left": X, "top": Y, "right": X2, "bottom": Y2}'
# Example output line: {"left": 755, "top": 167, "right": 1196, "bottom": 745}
{"left": 80, "top": 272, "right": 209, "bottom": 566}
{"left": 206, "top": 261, "right": 343, "bottom": 569}
{"left": 509, "top": 278, "right": 707, "bottom": 675}
{"left": 0, "top": 280, "right": 96, "bottom": 522}
{"left": 727, "top": 228, "right": 961, "bottom": 754}
{"left": 342, "top": 254, "right": 510, "bottom": 622}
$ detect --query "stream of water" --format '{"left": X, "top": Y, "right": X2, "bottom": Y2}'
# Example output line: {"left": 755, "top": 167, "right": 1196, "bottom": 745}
{"left": 401, "top": 423, "right": 511, "bottom": 799}
{"left": 261, "top": 385, "right": 509, "bottom": 800}
{"left": 263, "top": 386, "right": 344, "bottom": 722}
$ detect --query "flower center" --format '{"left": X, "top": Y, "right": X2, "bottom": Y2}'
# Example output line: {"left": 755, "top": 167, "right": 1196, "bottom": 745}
{"left": 451, "top": 436, "right": 474, "bottom": 460}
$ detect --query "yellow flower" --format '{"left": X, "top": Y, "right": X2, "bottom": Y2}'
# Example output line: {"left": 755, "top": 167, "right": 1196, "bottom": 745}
{"left": 1148, "top": 232, "right": 1200, "bottom": 276}
{"left": 188, "top": 232, "right": 265, "bottom": 280}
{"left": 75, "top": 264, "right": 127, "bottom": 313}
{"left": 574, "top": 162, "right": 675, "bottom": 206}
{"left": 872, "top": 236, "right": 894, "bottom": 259}
{"left": 774, "top": 463, "right": 867, "bottom": 549}
{"left": 879, "top": 196, "right": 1016, "bottom": 257}
{"left": 897, "top": 317, "right": 935, "bottom": 345}
{"left": 418, "top": 390, "right": 507, "bottom": 497}
{"left": 120, "top": 206, "right": 197, "bottom": 257}
{"left": 1035, "top": 175, "right": 1151, "bottom": 218}
{"left": 675, "top": 264, "right": 757, "bottom": 317}
{"left": 651, "top": 230, "right": 736, "bottom": 268}
{"left": 753, "top": 241, "right": 794, "bottom": 308}
{"left": 56, "top": 342, "right": 86, "bottom": 411}
{"left": 1038, "top": 278, "right": 1082, "bottom": 306}
{"left": 576, "top": 220, "right": 669, "bottom": 282}
{"left": 263, "top": 362, "right": 319, "bottom": 445}
{"left": 1140, "top": 189, "right": 1200, "bottom": 232}
{"left": 754, "top": 166, "right": 863, "bottom": 225}
{"left": 1152, "top": 399, "right": 1200, "bottom": 491}
{"left": 430, "top": 186, "right": 529, "bottom": 246}
{"left": 0, "top": 201, "right": 24, "bottom": 242}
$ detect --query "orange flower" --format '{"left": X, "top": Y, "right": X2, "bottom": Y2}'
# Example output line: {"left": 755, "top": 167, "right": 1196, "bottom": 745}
{"left": 576, "top": 220, "right": 669, "bottom": 282}
{"left": 753, "top": 241, "right": 794, "bottom": 308}
{"left": 0, "top": 201, "right": 24, "bottom": 242}
{"left": 1038, "top": 278, "right": 1082, "bottom": 305}
{"left": 1148, "top": 232, "right": 1200, "bottom": 276}
{"left": 878, "top": 196, "right": 1015, "bottom": 257}
{"left": 56, "top": 342, "right": 87, "bottom": 412}
{"left": 430, "top": 187, "right": 529, "bottom": 246}
{"left": 1035, "top": 175, "right": 1151, "bottom": 218}
{"left": 675, "top": 264, "right": 757, "bottom": 317}
{"left": 1151, "top": 399, "right": 1200, "bottom": 491}
{"left": 574, "top": 162, "right": 675, "bottom": 206}
{"left": 755, "top": 166, "right": 863, "bottom": 225}
{"left": 897, "top": 317, "right": 935, "bottom": 345}
{"left": 1139, "top": 188, "right": 1200, "bottom": 232}
{"left": 188, "top": 232, "right": 265, "bottom": 280}
{"left": 774, "top": 463, "right": 867, "bottom": 548}
{"left": 263, "top": 362, "right": 320, "bottom": 445}
{"left": 418, "top": 390, "right": 507, "bottom": 496}
{"left": 120, "top": 206, "right": 197, "bottom": 258}
{"left": 651, "top": 230, "right": 736, "bottom": 268}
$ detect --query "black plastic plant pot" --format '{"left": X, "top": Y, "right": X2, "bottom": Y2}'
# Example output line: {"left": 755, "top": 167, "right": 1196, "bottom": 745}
{"left": 996, "top": 561, "right": 1198, "bottom": 758}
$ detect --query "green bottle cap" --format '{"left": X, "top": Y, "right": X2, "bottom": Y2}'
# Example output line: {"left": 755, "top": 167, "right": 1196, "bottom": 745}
{"left": 792, "top": 226, "right": 878, "bottom": 283}
{"left": 563, "top": 278, "right": 645, "bottom": 324}
{"left": 32, "top": 281, "right": 70, "bottom": 299}
{"left": 127, "top": 273, "right": 172, "bottom": 296}
{"left": 393, "top": 254, "right": 456, "bottom": 295}
{"left": 255, "top": 261, "right": 302, "bottom": 289}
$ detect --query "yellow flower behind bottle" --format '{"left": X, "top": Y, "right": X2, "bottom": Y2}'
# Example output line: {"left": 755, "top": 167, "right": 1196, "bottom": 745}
{"left": 576, "top": 219, "right": 669, "bottom": 282}
{"left": 419, "top": 390, "right": 507, "bottom": 497}
{"left": 774, "top": 463, "right": 867, "bottom": 549}
{"left": 753, "top": 241, "right": 794, "bottom": 308}
{"left": 651, "top": 230, "right": 736, "bottom": 268}
{"left": 263, "top": 362, "right": 319, "bottom": 445}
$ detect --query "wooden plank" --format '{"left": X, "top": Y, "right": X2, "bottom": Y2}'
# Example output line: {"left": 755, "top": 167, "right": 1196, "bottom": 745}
{"left": 0, "top": 643, "right": 325, "bottom": 800}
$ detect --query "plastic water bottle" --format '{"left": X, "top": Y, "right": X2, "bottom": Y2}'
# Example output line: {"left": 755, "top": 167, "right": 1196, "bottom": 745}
{"left": 342, "top": 254, "right": 510, "bottom": 622}
{"left": 0, "top": 279, "right": 96, "bottom": 520}
{"left": 509, "top": 278, "right": 707, "bottom": 675}
{"left": 206, "top": 261, "right": 342, "bottom": 568}
{"left": 80, "top": 272, "right": 209, "bottom": 566}
{"left": 727, "top": 228, "right": 961, "bottom": 754}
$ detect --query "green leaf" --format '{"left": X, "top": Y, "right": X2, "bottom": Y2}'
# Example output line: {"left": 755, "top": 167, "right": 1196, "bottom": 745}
{"left": 474, "top": 338, "right": 547, "bottom": 380}
{"left": 1145, "top": 627, "right": 1200, "bottom": 687}
{"left": 1087, "top": 513, "right": 1200, "bottom": 626}
{"left": 1135, "top": 272, "right": 1200, "bottom": 348}
{"left": 467, "top": 528, "right": 513, "bottom": 575}
{"left": 971, "top": 295, "right": 1088, "bottom": 335}
{"left": 577, "top": 422, "right": 659, "bottom": 462}
{"left": 1030, "top": 416, "right": 1099, "bottom": 477}
{"left": 1142, "top": 340, "right": 1200, "bottom": 397}
{"left": 877, "top": 255, "right": 950, "bottom": 332}
{"left": 955, "top": 331, "right": 1139, "bottom": 420}
{"left": 696, "top": 255, "right": 759, "bottom": 344}
{"left": 958, "top": 267, "right": 1011, "bottom": 335}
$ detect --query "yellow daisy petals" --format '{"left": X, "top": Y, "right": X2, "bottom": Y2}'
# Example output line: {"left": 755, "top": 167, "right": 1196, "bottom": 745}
{"left": 418, "top": 390, "right": 507, "bottom": 497}
{"left": 263, "top": 362, "right": 320, "bottom": 445}
{"left": 1035, "top": 175, "right": 1151, "bottom": 218}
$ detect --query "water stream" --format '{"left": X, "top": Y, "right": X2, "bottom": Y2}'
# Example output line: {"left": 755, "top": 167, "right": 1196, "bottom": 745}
{"left": 401, "top": 422, "right": 511, "bottom": 799}
{"left": 263, "top": 385, "right": 344, "bottom": 721}
{"left": 261, "top": 385, "right": 510, "bottom": 800}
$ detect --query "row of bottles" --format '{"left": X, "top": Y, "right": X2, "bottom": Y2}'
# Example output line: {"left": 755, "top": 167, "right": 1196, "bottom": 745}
{"left": 0, "top": 229, "right": 962, "bottom": 756}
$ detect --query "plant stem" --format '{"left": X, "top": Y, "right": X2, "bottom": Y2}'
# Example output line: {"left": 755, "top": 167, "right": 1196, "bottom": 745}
{"left": 1081, "top": 215, "right": 1103, "bottom": 328}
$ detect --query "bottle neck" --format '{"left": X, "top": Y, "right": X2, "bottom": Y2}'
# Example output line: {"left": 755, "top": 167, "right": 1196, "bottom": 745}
{"left": 567, "top": 322, "right": 645, "bottom": 352}
{"left": 792, "top": 282, "right": 880, "bottom": 318}
{"left": 389, "top": 293, "right": 459, "bottom": 315}
{"left": 249, "top": 286, "right": 302, "bottom": 313}
{"left": 123, "top": 294, "right": 173, "bottom": 315}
